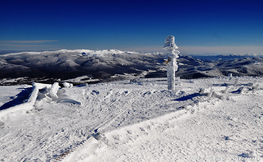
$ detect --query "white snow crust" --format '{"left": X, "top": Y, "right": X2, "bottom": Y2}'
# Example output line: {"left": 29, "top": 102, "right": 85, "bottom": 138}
{"left": 0, "top": 77, "right": 263, "bottom": 161}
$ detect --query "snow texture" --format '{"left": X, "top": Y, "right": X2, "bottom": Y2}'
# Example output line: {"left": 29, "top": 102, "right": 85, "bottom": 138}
{"left": 1, "top": 77, "right": 263, "bottom": 161}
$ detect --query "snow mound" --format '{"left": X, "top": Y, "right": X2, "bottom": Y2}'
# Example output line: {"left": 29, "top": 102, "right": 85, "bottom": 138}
{"left": 0, "top": 82, "right": 51, "bottom": 117}
{"left": 63, "top": 82, "right": 73, "bottom": 88}
{"left": 56, "top": 89, "right": 82, "bottom": 105}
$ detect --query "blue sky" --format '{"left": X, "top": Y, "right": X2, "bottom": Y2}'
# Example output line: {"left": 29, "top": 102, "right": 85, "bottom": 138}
{"left": 0, "top": 0, "right": 262, "bottom": 54}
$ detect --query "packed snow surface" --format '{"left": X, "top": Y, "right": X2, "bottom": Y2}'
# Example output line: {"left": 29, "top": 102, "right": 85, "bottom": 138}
{"left": 0, "top": 77, "right": 263, "bottom": 161}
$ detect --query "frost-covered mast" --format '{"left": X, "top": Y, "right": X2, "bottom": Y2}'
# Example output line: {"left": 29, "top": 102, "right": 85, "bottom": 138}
{"left": 163, "top": 35, "right": 180, "bottom": 91}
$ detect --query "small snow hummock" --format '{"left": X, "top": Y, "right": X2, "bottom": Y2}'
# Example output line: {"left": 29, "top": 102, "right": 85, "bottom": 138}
{"left": 48, "top": 82, "right": 60, "bottom": 99}
{"left": 63, "top": 82, "right": 73, "bottom": 88}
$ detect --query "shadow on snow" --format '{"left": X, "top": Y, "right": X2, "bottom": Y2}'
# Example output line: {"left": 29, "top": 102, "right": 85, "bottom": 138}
{"left": 0, "top": 87, "right": 32, "bottom": 111}
{"left": 174, "top": 93, "right": 206, "bottom": 102}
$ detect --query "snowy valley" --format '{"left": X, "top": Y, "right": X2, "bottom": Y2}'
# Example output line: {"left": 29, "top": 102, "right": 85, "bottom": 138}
{"left": 1, "top": 49, "right": 263, "bottom": 86}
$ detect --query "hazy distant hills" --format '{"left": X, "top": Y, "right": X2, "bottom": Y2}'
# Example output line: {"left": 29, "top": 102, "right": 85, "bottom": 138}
{"left": 177, "top": 55, "right": 263, "bottom": 79}
{"left": 1, "top": 49, "right": 263, "bottom": 85}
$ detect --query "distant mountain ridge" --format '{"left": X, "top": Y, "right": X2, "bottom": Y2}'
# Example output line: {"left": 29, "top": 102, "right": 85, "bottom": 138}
{"left": 191, "top": 54, "right": 263, "bottom": 61}
{"left": 1, "top": 49, "right": 263, "bottom": 85}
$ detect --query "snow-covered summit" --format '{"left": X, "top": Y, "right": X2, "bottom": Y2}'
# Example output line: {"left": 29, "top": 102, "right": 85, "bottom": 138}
{"left": 1, "top": 49, "right": 138, "bottom": 57}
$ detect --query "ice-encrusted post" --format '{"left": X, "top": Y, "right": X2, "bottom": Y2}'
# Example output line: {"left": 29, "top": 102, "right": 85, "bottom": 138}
{"left": 164, "top": 35, "right": 180, "bottom": 91}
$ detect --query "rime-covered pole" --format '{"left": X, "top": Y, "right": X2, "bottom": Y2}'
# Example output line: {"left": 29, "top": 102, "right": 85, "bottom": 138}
{"left": 164, "top": 35, "right": 180, "bottom": 90}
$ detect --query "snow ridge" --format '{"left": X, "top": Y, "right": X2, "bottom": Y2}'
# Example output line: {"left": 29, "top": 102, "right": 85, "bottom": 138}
{"left": 0, "top": 83, "right": 51, "bottom": 117}
{"left": 1, "top": 49, "right": 137, "bottom": 57}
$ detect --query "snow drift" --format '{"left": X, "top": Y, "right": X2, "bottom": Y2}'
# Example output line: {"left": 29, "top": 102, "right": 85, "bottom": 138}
{"left": 0, "top": 83, "right": 51, "bottom": 117}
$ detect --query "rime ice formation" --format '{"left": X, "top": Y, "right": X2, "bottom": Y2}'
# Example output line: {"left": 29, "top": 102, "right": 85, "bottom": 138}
{"left": 48, "top": 82, "right": 60, "bottom": 99}
{"left": 164, "top": 35, "right": 180, "bottom": 90}
{"left": 63, "top": 82, "right": 73, "bottom": 88}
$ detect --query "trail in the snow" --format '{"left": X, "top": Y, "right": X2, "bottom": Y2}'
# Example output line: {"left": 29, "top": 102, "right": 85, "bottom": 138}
{"left": 51, "top": 79, "right": 210, "bottom": 161}
{"left": 61, "top": 78, "right": 263, "bottom": 162}
{"left": 0, "top": 77, "right": 263, "bottom": 162}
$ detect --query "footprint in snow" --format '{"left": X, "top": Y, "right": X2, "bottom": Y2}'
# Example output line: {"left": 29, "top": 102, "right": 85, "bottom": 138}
{"left": 112, "top": 135, "right": 121, "bottom": 140}
{"left": 91, "top": 90, "right": 99, "bottom": 95}
{"left": 139, "top": 127, "right": 145, "bottom": 131}
{"left": 123, "top": 91, "right": 129, "bottom": 95}
{"left": 0, "top": 121, "right": 4, "bottom": 128}
{"left": 127, "top": 130, "right": 132, "bottom": 134}
{"left": 143, "top": 91, "right": 151, "bottom": 97}
{"left": 104, "top": 90, "right": 113, "bottom": 100}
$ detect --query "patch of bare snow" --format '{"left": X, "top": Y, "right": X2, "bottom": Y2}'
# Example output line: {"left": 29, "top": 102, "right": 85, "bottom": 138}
{"left": 0, "top": 77, "right": 263, "bottom": 161}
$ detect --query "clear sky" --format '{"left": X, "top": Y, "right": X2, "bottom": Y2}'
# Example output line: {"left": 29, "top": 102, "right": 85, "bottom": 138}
{"left": 0, "top": 0, "right": 262, "bottom": 54}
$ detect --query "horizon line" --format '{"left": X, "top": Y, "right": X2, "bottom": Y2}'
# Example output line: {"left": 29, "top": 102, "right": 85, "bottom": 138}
{"left": 0, "top": 40, "right": 58, "bottom": 43}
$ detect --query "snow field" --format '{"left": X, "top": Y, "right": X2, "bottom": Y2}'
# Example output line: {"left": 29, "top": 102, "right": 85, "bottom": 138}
{"left": 70, "top": 78, "right": 263, "bottom": 161}
{"left": 61, "top": 77, "right": 263, "bottom": 161}
{"left": 0, "top": 77, "right": 263, "bottom": 161}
